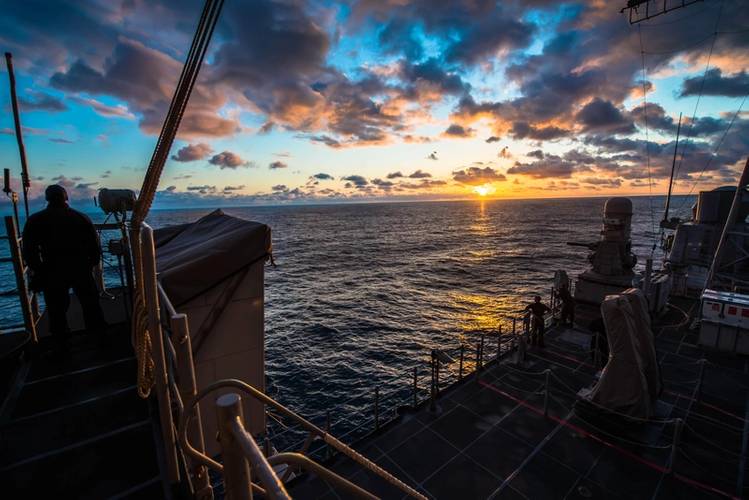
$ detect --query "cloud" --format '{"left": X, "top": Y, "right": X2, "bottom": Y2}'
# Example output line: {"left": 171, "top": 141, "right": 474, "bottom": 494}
{"left": 187, "top": 185, "right": 217, "bottom": 194}
{"left": 19, "top": 91, "right": 67, "bottom": 112}
{"left": 426, "top": 151, "right": 438, "bottom": 161}
{"left": 509, "top": 121, "right": 570, "bottom": 141}
{"left": 312, "top": 173, "right": 334, "bottom": 180}
{"left": 508, "top": 154, "right": 581, "bottom": 179}
{"left": 409, "top": 169, "right": 432, "bottom": 178}
{"left": 386, "top": 171, "right": 404, "bottom": 179}
{"left": 272, "top": 184, "right": 287, "bottom": 191}
{"left": 49, "top": 137, "right": 74, "bottom": 144}
{"left": 341, "top": 175, "right": 368, "bottom": 188}
{"left": 485, "top": 136, "right": 500, "bottom": 143}
{"left": 443, "top": 124, "right": 475, "bottom": 137}
{"left": 51, "top": 38, "right": 239, "bottom": 138}
{"left": 680, "top": 69, "right": 749, "bottom": 98}
{"left": 575, "top": 98, "right": 634, "bottom": 134}
{"left": 171, "top": 143, "right": 213, "bottom": 162}
{"left": 223, "top": 185, "right": 245, "bottom": 191}
{"left": 498, "top": 146, "right": 511, "bottom": 159}
{"left": 452, "top": 166, "right": 507, "bottom": 185}
{"left": 209, "top": 151, "right": 249, "bottom": 169}
{"left": 70, "top": 95, "right": 134, "bottom": 119}
{"left": 269, "top": 160, "right": 288, "bottom": 170}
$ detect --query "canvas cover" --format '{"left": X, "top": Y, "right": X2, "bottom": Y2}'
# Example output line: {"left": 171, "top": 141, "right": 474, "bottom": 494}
{"left": 588, "top": 288, "right": 661, "bottom": 417}
{"left": 154, "top": 209, "right": 271, "bottom": 306}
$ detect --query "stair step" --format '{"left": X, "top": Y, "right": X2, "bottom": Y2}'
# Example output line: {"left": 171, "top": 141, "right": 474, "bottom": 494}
{"left": 11, "top": 358, "right": 137, "bottom": 419}
{"left": 1, "top": 386, "right": 147, "bottom": 466}
{"left": 2, "top": 421, "right": 160, "bottom": 499}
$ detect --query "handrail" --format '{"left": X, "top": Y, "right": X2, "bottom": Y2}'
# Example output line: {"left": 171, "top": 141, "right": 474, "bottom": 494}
{"left": 179, "top": 379, "right": 428, "bottom": 500}
{"left": 268, "top": 453, "right": 377, "bottom": 500}
{"left": 229, "top": 417, "right": 291, "bottom": 500}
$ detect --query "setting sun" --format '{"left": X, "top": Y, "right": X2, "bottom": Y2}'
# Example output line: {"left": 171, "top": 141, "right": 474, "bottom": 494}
{"left": 473, "top": 185, "right": 493, "bottom": 197}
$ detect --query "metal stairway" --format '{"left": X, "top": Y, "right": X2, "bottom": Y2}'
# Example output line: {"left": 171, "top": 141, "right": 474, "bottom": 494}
{"left": 0, "top": 323, "right": 165, "bottom": 499}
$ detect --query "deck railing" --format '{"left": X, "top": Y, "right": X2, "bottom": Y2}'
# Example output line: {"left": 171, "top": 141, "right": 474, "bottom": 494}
{"left": 136, "top": 222, "right": 427, "bottom": 499}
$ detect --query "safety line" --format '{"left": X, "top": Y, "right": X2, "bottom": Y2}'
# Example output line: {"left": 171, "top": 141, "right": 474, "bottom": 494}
{"left": 478, "top": 380, "right": 740, "bottom": 499}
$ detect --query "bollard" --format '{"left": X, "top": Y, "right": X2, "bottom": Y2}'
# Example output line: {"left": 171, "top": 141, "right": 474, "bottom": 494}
{"left": 696, "top": 359, "right": 706, "bottom": 402}
{"left": 216, "top": 393, "right": 252, "bottom": 500}
{"left": 374, "top": 387, "right": 380, "bottom": 430}
{"left": 413, "top": 367, "right": 418, "bottom": 407}
{"left": 326, "top": 411, "right": 332, "bottom": 460}
{"left": 668, "top": 418, "right": 683, "bottom": 474}
{"left": 458, "top": 344, "right": 465, "bottom": 380}
{"left": 543, "top": 369, "right": 551, "bottom": 417}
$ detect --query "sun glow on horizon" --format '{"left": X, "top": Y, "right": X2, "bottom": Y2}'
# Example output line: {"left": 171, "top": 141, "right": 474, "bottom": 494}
{"left": 473, "top": 184, "right": 495, "bottom": 197}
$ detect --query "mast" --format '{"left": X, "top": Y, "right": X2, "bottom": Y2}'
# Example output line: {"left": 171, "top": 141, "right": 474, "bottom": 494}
{"left": 4, "top": 52, "right": 31, "bottom": 218}
{"left": 662, "top": 112, "right": 682, "bottom": 226}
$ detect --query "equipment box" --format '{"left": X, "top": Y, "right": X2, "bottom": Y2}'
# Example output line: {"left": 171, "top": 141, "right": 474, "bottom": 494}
{"left": 700, "top": 289, "right": 749, "bottom": 355}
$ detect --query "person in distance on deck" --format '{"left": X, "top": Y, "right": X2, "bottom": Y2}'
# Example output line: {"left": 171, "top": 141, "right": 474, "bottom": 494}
{"left": 558, "top": 283, "right": 575, "bottom": 327}
{"left": 524, "top": 295, "right": 551, "bottom": 348}
{"left": 22, "top": 185, "right": 106, "bottom": 354}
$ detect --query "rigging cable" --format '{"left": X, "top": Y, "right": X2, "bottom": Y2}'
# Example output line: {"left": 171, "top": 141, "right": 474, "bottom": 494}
{"left": 672, "top": 0, "right": 725, "bottom": 191}
{"left": 638, "top": 24, "right": 657, "bottom": 254}
{"left": 675, "top": 92, "right": 749, "bottom": 213}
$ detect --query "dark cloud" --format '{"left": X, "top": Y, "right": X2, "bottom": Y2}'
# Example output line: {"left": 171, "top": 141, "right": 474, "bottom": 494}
{"left": 208, "top": 151, "right": 249, "bottom": 168}
{"left": 19, "top": 91, "right": 67, "bottom": 112}
{"left": 223, "top": 185, "right": 245, "bottom": 191}
{"left": 426, "top": 151, "right": 438, "bottom": 160}
{"left": 510, "top": 121, "right": 570, "bottom": 141}
{"left": 508, "top": 153, "right": 584, "bottom": 179}
{"left": 409, "top": 169, "right": 431, "bottom": 179}
{"left": 372, "top": 178, "right": 395, "bottom": 188}
{"left": 341, "top": 175, "right": 368, "bottom": 187}
{"left": 387, "top": 171, "right": 404, "bottom": 179}
{"left": 575, "top": 98, "right": 634, "bottom": 134}
{"left": 452, "top": 166, "right": 506, "bottom": 185}
{"left": 187, "top": 185, "right": 217, "bottom": 194}
{"left": 399, "top": 179, "right": 447, "bottom": 190}
{"left": 51, "top": 39, "right": 238, "bottom": 138}
{"left": 680, "top": 69, "right": 749, "bottom": 98}
{"left": 272, "top": 184, "right": 287, "bottom": 192}
{"left": 485, "top": 136, "right": 500, "bottom": 143}
{"left": 443, "top": 124, "right": 474, "bottom": 137}
{"left": 171, "top": 143, "right": 213, "bottom": 162}
{"left": 269, "top": 160, "right": 288, "bottom": 170}
{"left": 312, "top": 173, "right": 334, "bottom": 180}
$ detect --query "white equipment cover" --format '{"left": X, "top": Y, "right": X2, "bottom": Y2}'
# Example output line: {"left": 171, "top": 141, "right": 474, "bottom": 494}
{"left": 154, "top": 209, "right": 271, "bottom": 451}
{"left": 154, "top": 209, "right": 271, "bottom": 306}
{"left": 588, "top": 288, "right": 661, "bottom": 417}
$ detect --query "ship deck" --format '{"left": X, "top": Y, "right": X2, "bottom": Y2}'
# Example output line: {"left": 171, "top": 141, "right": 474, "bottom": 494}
{"left": 290, "top": 297, "right": 749, "bottom": 499}
{"left": 0, "top": 289, "right": 166, "bottom": 499}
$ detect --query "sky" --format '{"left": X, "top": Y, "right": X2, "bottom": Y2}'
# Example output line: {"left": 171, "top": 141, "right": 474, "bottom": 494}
{"left": 0, "top": 0, "right": 748, "bottom": 209}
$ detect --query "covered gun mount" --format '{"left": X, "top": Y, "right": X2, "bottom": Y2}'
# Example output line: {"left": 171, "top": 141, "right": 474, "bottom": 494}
{"left": 572, "top": 198, "right": 638, "bottom": 326}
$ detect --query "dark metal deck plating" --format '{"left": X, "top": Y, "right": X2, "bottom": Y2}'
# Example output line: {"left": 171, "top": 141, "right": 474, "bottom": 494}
{"left": 290, "top": 297, "right": 749, "bottom": 499}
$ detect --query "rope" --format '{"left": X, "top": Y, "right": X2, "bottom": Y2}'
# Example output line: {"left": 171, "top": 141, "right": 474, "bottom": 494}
{"left": 131, "top": 0, "right": 224, "bottom": 226}
{"left": 638, "top": 24, "right": 657, "bottom": 253}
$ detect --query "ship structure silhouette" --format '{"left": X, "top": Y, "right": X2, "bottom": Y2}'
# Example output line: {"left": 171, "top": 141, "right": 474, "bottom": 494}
{"left": 1, "top": 0, "right": 747, "bottom": 498}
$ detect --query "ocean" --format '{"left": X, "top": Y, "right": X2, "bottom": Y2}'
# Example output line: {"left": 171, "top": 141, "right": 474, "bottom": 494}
{"left": 0, "top": 195, "right": 694, "bottom": 445}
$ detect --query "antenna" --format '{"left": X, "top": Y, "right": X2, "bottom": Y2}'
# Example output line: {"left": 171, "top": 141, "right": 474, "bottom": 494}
{"left": 622, "top": 0, "right": 704, "bottom": 24}
{"left": 4, "top": 52, "right": 31, "bottom": 219}
{"left": 661, "top": 112, "right": 682, "bottom": 228}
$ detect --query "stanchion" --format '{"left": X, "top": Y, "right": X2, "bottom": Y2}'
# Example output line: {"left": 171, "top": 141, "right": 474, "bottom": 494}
{"left": 374, "top": 387, "right": 380, "bottom": 430}
{"left": 668, "top": 418, "right": 683, "bottom": 474}
{"left": 216, "top": 393, "right": 252, "bottom": 500}
{"left": 458, "top": 344, "right": 464, "bottom": 380}
{"left": 412, "top": 367, "right": 418, "bottom": 407}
